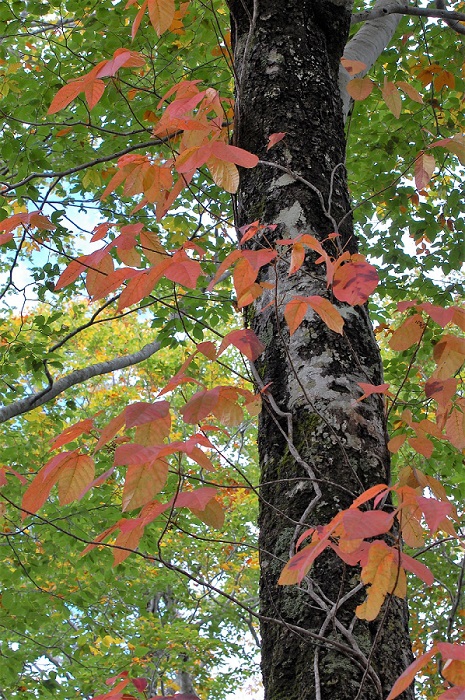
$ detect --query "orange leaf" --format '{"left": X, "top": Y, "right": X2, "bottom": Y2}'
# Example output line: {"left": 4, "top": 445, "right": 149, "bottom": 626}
{"left": 122, "top": 460, "right": 169, "bottom": 511}
{"left": 21, "top": 452, "right": 74, "bottom": 517}
{"left": 284, "top": 297, "right": 309, "bottom": 335}
{"left": 357, "top": 382, "right": 390, "bottom": 402}
{"left": 289, "top": 242, "right": 305, "bottom": 274}
{"left": 408, "top": 435, "right": 434, "bottom": 458}
{"left": 207, "top": 155, "right": 239, "bottom": 193}
{"left": 356, "top": 542, "right": 405, "bottom": 621}
{"left": 50, "top": 418, "right": 94, "bottom": 450}
{"left": 95, "top": 411, "right": 126, "bottom": 451}
{"left": 84, "top": 79, "right": 106, "bottom": 110}
{"left": 190, "top": 498, "right": 225, "bottom": 528}
{"left": 164, "top": 254, "right": 202, "bottom": 288}
{"left": 278, "top": 536, "right": 331, "bottom": 585}
{"left": 446, "top": 401, "right": 465, "bottom": 450}
{"left": 433, "top": 335, "right": 465, "bottom": 379}
{"left": 389, "top": 314, "right": 425, "bottom": 352}
{"left": 148, "top": 0, "right": 175, "bottom": 35}
{"left": 113, "top": 519, "right": 145, "bottom": 565}
{"left": 388, "top": 433, "right": 407, "bottom": 453}
{"left": 92, "top": 267, "right": 140, "bottom": 301}
{"left": 47, "top": 79, "right": 86, "bottom": 114}
{"left": 213, "top": 388, "right": 244, "bottom": 427}
{"left": 396, "top": 81, "right": 423, "bottom": 103}
{"left": 386, "top": 648, "right": 436, "bottom": 700}
{"left": 86, "top": 254, "right": 115, "bottom": 299}
{"left": 425, "top": 377, "right": 457, "bottom": 408}
{"left": 351, "top": 484, "right": 389, "bottom": 509}
{"left": 382, "top": 80, "right": 402, "bottom": 119}
{"left": 57, "top": 453, "right": 95, "bottom": 505}
{"left": 307, "top": 296, "right": 344, "bottom": 334}
{"left": 346, "top": 77, "right": 373, "bottom": 101}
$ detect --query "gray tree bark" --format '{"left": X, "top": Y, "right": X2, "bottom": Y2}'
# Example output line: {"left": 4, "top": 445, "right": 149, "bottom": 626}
{"left": 228, "top": 1, "right": 414, "bottom": 698}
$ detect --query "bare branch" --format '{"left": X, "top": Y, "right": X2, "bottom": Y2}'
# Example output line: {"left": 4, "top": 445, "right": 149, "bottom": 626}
{"left": 0, "top": 137, "right": 170, "bottom": 194}
{"left": 435, "top": 0, "right": 465, "bottom": 35}
{"left": 352, "top": 2, "right": 465, "bottom": 26}
{"left": 0, "top": 340, "right": 161, "bottom": 423}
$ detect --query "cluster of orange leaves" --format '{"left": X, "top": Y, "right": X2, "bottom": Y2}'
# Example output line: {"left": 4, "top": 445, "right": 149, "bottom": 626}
{"left": 388, "top": 301, "right": 465, "bottom": 455}
{"left": 278, "top": 466, "right": 457, "bottom": 623}
{"left": 16, "top": 333, "right": 263, "bottom": 565}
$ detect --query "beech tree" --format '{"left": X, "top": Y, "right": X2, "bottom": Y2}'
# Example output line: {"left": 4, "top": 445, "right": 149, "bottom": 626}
{"left": 1, "top": 1, "right": 465, "bottom": 699}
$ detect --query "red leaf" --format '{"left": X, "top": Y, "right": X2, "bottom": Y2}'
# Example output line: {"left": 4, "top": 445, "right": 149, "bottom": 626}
{"left": 266, "top": 132, "right": 286, "bottom": 150}
{"left": 415, "top": 152, "right": 435, "bottom": 190}
{"left": 386, "top": 648, "right": 436, "bottom": 700}
{"left": 357, "top": 382, "right": 390, "bottom": 401}
{"left": 171, "top": 486, "right": 218, "bottom": 511}
{"left": 125, "top": 401, "right": 170, "bottom": 429}
{"left": 218, "top": 329, "right": 265, "bottom": 361}
{"left": 21, "top": 452, "right": 75, "bottom": 517}
{"left": 417, "top": 496, "right": 452, "bottom": 535}
{"left": 181, "top": 388, "right": 220, "bottom": 424}
{"left": 438, "top": 643, "right": 465, "bottom": 661}
{"left": 342, "top": 509, "right": 394, "bottom": 540}
{"left": 399, "top": 551, "right": 434, "bottom": 585}
{"left": 210, "top": 141, "right": 259, "bottom": 168}
{"left": 332, "top": 256, "right": 379, "bottom": 305}
{"left": 131, "top": 679, "right": 148, "bottom": 693}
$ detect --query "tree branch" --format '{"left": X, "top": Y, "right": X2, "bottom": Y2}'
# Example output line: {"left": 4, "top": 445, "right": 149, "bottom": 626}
{"left": 0, "top": 340, "right": 161, "bottom": 423}
{"left": 0, "top": 137, "right": 170, "bottom": 194}
{"left": 435, "top": 0, "right": 465, "bottom": 35}
{"left": 342, "top": 0, "right": 407, "bottom": 120}
{"left": 352, "top": 2, "right": 465, "bottom": 26}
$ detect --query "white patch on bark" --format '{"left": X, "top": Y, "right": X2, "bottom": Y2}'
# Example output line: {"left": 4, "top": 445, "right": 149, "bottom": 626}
{"left": 275, "top": 201, "right": 306, "bottom": 229}
{"left": 273, "top": 173, "right": 295, "bottom": 188}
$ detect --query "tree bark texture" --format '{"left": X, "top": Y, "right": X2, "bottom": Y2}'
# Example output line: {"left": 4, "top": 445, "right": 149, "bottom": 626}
{"left": 228, "top": 1, "right": 414, "bottom": 698}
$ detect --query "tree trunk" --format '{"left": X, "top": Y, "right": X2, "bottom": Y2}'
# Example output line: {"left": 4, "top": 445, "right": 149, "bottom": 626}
{"left": 228, "top": 1, "right": 414, "bottom": 698}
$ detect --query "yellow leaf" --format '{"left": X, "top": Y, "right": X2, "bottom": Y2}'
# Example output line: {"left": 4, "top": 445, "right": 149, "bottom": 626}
{"left": 207, "top": 155, "right": 239, "bottom": 193}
